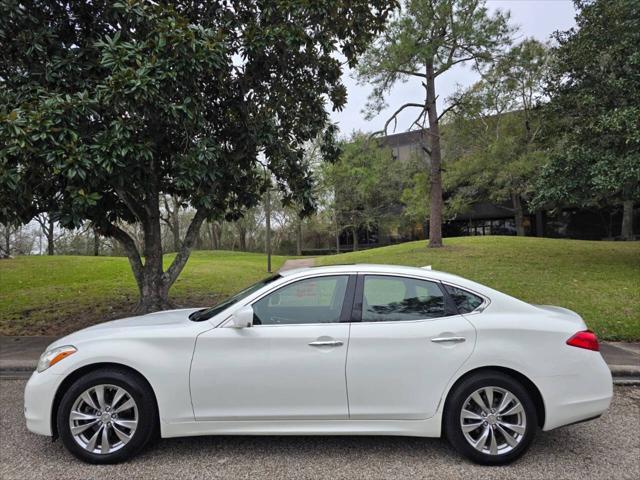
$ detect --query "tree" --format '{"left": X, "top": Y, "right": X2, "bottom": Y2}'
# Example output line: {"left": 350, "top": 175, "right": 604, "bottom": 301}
{"left": 533, "top": 0, "right": 640, "bottom": 239}
{"left": 356, "top": 0, "right": 513, "bottom": 247}
{"left": 322, "top": 133, "right": 407, "bottom": 250}
{"left": 0, "top": 0, "right": 396, "bottom": 312}
{"left": 444, "top": 39, "right": 550, "bottom": 236}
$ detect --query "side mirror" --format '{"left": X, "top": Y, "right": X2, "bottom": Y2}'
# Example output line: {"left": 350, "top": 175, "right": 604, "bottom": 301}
{"left": 230, "top": 305, "right": 254, "bottom": 328}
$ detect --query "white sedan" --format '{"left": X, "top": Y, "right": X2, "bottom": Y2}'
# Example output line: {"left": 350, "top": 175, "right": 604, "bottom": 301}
{"left": 24, "top": 264, "right": 613, "bottom": 465}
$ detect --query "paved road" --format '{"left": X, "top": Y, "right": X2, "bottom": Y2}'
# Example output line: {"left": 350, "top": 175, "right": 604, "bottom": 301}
{"left": 1, "top": 380, "right": 638, "bottom": 480}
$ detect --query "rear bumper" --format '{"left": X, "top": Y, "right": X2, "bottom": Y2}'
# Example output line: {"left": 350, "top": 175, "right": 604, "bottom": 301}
{"left": 24, "top": 370, "right": 62, "bottom": 436}
{"left": 537, "top": 353, "right": 613, "bottom": 431}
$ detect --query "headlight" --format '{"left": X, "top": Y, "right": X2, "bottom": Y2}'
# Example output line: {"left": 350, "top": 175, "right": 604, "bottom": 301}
{"left": 37, "top": 345, "right": 77, "bottom": 373}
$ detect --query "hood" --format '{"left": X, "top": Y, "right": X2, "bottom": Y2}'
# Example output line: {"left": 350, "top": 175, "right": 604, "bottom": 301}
{"left": 48, "top": 308, "right": 202, "bottom": 350}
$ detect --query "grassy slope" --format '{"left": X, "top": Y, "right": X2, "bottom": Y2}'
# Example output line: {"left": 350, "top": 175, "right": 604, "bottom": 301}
{"left": 317, "top": 237, "right": 640, "bottom": 341}
{"left": 0, "top": 251, "right": 286, "bottom": 336}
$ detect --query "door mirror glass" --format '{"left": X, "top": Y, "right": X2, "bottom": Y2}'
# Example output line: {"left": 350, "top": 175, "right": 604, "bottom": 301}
{"left": 231, "top": 305, "right": 254, "bottom": 328}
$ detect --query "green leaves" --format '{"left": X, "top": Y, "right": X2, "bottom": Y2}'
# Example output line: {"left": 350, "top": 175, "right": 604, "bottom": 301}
{"left": 533, "top": 0, "right": 640, "bottom": 210}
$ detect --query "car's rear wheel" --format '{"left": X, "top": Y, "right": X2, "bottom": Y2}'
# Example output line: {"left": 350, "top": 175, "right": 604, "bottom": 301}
{"left": 57, "top": 368, "right": 157, "bottom": 464}
{"left": 444, "top": 371, "right": 538, "bottom": 465}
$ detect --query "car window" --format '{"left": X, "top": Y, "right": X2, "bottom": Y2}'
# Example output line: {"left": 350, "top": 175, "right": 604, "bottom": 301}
{"left": 362, "top": 275, "right": 447, "bottom": 322}
{"left": 443, "top": 284, "right": 485, "bottom": 314}
{"left": 253, "top": 275, "right": 348, "bottom": 325}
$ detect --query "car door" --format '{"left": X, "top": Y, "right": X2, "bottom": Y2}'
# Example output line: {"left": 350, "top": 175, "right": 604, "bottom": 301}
{"left": 346, "top": 274, "right": 476, "bottom": 420}
{"left": 190, "top": 274, "right": 355, "bottom": 421}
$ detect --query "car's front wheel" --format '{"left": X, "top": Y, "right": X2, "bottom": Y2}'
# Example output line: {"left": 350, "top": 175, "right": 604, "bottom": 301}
{"left": 57, "top": 368, "right": 157, "bottom": 464}
{"left": 444, "top": 371, "right": 538, "bottom": 465}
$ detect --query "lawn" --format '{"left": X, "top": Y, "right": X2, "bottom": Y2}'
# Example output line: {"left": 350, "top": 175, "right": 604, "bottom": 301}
{"left": 0, "top": 251, "right": 286, "bottom": 336}
{"left": 1, "top": 237, "right": 638, "bottom": 340}
{"left": 317, "top": 237, "right": 640, "bottom": 341}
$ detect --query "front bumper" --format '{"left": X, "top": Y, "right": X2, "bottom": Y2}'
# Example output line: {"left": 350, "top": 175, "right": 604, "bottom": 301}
{"left": 24, "top": 369, "right": 63, "bottom": 436}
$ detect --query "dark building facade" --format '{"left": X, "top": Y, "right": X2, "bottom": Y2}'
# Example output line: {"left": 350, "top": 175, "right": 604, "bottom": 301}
{"left": 336, "top": 130, "right": 638, "bottom": 250}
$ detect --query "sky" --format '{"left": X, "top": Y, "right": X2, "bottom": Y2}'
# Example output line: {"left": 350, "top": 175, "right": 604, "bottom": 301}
{"left": 330, "top": 0, "right": 578, "bottom": 137}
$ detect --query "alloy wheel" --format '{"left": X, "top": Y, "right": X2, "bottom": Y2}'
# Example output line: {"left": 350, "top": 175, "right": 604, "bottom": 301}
{"left": 68, "top": 384, "right": 139, "bottom": 455}
{"left": 459, "top": 386, "right": 527, "bottom": 456}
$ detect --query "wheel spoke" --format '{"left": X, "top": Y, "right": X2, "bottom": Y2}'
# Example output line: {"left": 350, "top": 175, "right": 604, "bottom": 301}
{"left": 112, "top": 424, "right": 132, "bottom": 444}
{"left": 497, "top": 424, "right": 519, "bottom": 448}
{"left": 94, "top": 385, "right": 106, "bottom": 410}
{"left": 113, "top": 419, "right": 137, "bottom": 430}
{"left": 461, "top": 409, "right": 483, "bottom": 421}
{"left": 70, "top": 410, "right": 99, "bottom": 422}
{"left": 498, "top": 391, "right": 514, "bottom": 414}
{"left": 100, "top": 424, "right": 111, "bottom": 454}
{"left": 501, "top": 402, "right": 524, "bottom": 417}
{"left": 499, "top": 421, "right": 526, "bottom": 435}
{"left": 111, "top": 388, "right": 126, "bottom": 410}
{"left": 462, "top": 421, "right": 484, "bottom": 433}
{"left": 489, "top": 428, "right": 498, "bottom": 455}
{"left": 484, "top": 387, "right": 494, "bottom": 409}
{"left": 80, "top": 391, "right": 99, "bottom": 411}
{"left": 114, "top": 398, "right": 135, "bottom": 413}
{"left": 86, "top": 425, "right": 102, "bottom": 452}
{"left": 71, "top": 419, "right": 99, "bottom": 435}
{"left": 471, "top": 391, "right": 489, "bottom": 413}
{"left": 474, "top": 426, "right": 490, "bottom": 451}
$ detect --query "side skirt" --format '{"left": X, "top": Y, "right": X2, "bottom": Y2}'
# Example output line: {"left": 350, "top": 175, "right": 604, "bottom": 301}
{"left": 160, "top": 417, "right": 443, "bottom": 439}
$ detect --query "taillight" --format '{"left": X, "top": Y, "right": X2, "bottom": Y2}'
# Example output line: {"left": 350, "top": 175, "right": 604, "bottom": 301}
{"left": 566, "top": 330, "right": 599, "bottom": 351}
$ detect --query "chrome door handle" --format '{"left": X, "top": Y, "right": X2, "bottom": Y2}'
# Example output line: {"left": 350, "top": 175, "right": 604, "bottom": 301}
{"left": 309, "top": 340, "right": 344, "bottom": 347}
{"left": 431, "top": 336, "right": 466, "bottom": 344}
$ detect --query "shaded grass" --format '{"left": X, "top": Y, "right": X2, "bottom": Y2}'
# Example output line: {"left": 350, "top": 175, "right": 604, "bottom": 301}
{"left": 316, "top": 237, "right": 640, "bottom": 341}
{"left": 0, "top": 251, "right": 286, "bottom": 336}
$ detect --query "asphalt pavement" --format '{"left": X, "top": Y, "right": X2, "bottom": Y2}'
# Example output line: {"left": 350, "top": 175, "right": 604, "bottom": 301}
{"left": 0, "top": 379, "right": 638, "bottom": 480}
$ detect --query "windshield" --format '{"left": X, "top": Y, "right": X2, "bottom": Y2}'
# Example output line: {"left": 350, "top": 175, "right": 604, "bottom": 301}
{"left": 189, "top": 274, "right": 281, "bottom": 322}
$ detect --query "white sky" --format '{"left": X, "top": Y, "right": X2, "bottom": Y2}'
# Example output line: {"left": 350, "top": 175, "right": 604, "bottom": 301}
{"left": 330, "top": 0, "right": 577, "bottom": 137}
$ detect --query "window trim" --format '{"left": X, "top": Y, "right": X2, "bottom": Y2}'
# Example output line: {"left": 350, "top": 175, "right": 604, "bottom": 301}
{"left": 440, "top": 281, "right": 491, "bottom": 315}
{"left": 227, "top": 273, "right": 357, "bottom": 328}
{"left": 353, "top": 273, "right": 457, "bottom": 324}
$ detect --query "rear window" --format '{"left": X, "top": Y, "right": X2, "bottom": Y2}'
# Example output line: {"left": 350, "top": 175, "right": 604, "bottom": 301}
{"left": 444, "top": 285, "right": 484, "bottom": 314}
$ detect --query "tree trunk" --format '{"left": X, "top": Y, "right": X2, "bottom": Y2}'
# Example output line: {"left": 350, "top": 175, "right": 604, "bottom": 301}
{"left": 621, "top": 200, "right": 634, "bottom": 240}
{"left": 46, "top": 216, "right": 54, "bottom": 255}
{"left": 512, "top": 193, "right": 525, "bottom": 236}
{"left": 3, "top": 228, "right": 10, "bottom": 256}
{"left": 172, "top": 220, "right": 181, "bottom": 252}
{"left": 237, "top": 224, "right": 247, "bottom": 251}
{"left": 265, "top": 188, "right": 272, "bottom": 272}
{"left": 335, "top": 214, "right": 340, "bottom": 254}
{"left": 296, "top": 218, "right": 303, "bottom": 256}
{"left": 535, "top": 211, "right": 544, "bottom": 237}
{"left": 425, "top": 60, "right": 443, "bottom": 248}
{"left": 93, "top": 228, "right": 100, "bottom": 256}
{"left": 352, "top": 227, "right": 358, "bottom": 251}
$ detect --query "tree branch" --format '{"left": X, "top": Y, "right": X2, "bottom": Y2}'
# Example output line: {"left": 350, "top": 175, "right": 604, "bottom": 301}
{"left": 97, "top": 222, "right": 144, "bottom": 290}
{"left": 396, "top": 69, "right": 427, "bottom": 78}
{"left": 164, "top": 208, "right": 207, "bottom": 287}
{"left": 115, "top": 188, "right": 148, "bottom": 223}
{"left": 437, "top": 101, "right": 459, "bottom": 122}
{"left": 381, "top": 103, "right": 425, "bottom": 134}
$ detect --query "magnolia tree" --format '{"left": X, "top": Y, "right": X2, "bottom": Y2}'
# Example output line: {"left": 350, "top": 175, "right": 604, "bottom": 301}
{"left": 533, "top": 0, "right": 639, "bottom": 239}
{"left": 0, "top": 0, "right": 397, "bottom": 311}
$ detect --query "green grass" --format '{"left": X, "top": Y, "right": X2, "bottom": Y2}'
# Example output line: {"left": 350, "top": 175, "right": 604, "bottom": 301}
{"left": 0, "top": 251, "right": 287, "bottom": 336}
{"left": 316, "top": 237, "right": 640, "bottom": 341}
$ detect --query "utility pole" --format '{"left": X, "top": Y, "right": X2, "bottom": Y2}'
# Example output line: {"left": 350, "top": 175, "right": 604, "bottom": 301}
{"left": 265, "top": 186, "right": 272, "bottom": 273}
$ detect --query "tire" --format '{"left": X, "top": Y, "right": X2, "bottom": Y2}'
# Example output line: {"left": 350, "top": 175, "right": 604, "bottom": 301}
{"left": 444, "top": 371, "right": 538, "bottom": 465}
{"left": 57, "top": 368, "right": 158, "bottom": 464}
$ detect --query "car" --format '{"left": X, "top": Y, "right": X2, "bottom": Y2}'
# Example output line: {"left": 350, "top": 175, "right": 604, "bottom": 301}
{"left": 24, "top": 264, "right": 613, "bottom": 465}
